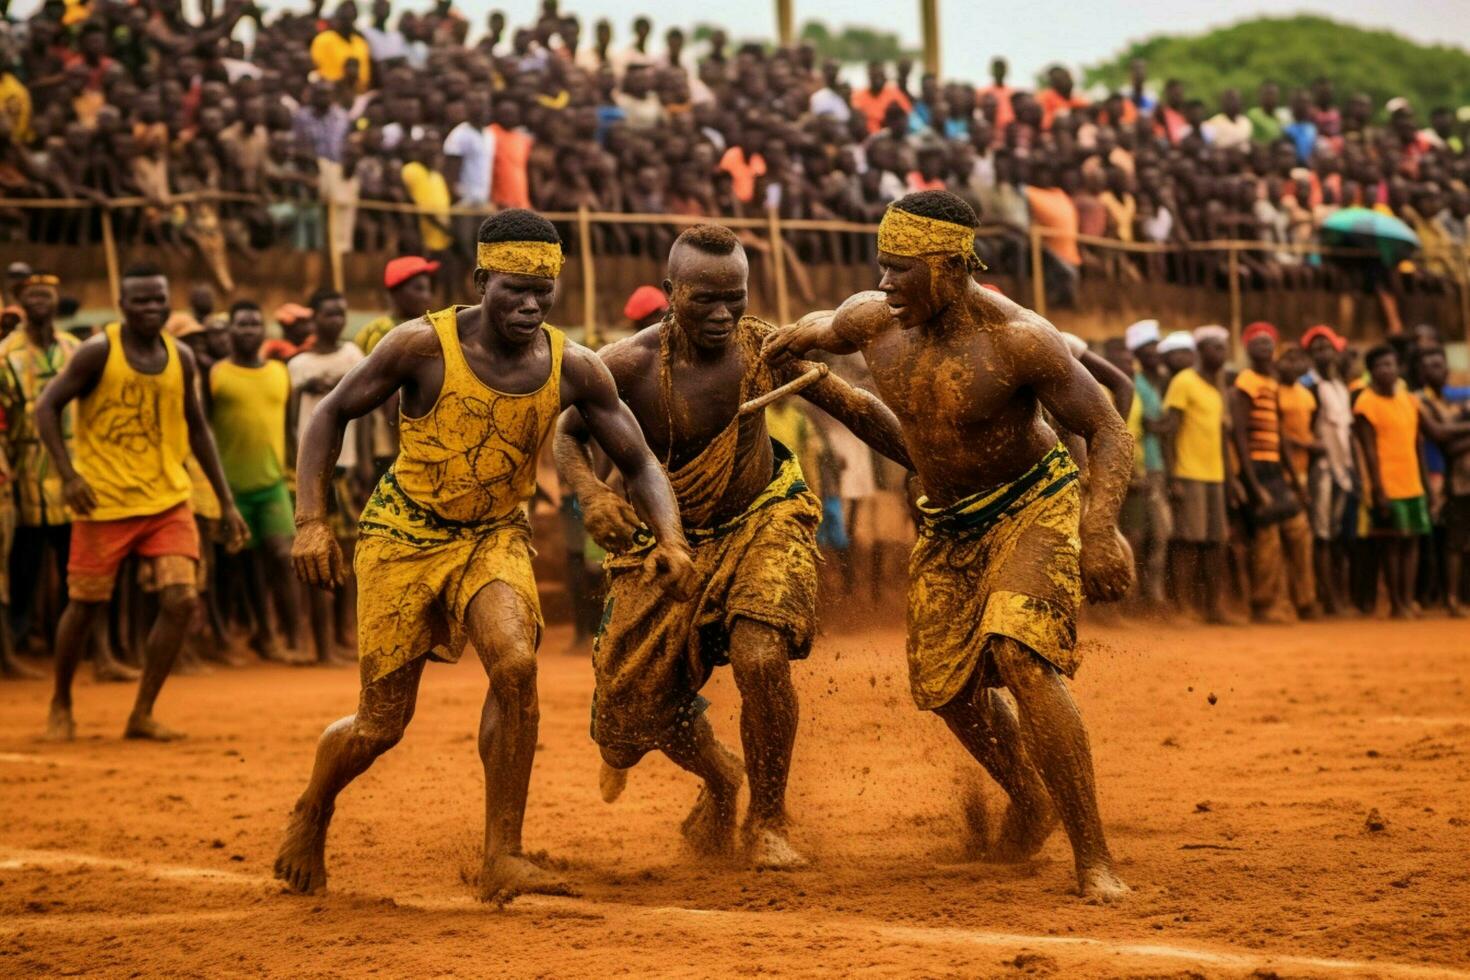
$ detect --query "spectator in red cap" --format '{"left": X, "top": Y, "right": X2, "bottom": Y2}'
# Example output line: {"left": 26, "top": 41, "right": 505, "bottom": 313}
{"left": 353, "top": 256, "right": 441, "bottom": 482}
{"left": 622, "top": 284, "right": 668, "bottom": 331}
{"left": 262, "top": 303, "right": 316, "bottom": 361}
{"left": 1299, "top": 324, "right": 1358, "bottom": 614}
{"left": 355, "top": 256, "right": 441, "bottom": 355}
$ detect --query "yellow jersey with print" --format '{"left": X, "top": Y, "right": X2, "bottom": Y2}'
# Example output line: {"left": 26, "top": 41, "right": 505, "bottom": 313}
{"left": 358, "top": 307, "right": 564, "bottom": 544}
{"left": 74, "top": 323, "right": 192, "bottom": 521}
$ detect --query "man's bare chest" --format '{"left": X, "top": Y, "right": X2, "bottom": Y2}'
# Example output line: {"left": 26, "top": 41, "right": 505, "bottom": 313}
{"left": 866, "top": 334, "right": 1019, "bottom": 431}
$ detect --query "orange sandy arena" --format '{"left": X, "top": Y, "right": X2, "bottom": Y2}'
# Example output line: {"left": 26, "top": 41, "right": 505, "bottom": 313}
{"left": 1, "top": 615, "right": 1467, "bottom": 978}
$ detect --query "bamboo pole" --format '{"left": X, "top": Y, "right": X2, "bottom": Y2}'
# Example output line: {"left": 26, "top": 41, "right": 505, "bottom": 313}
{"left": 775, "top": 0, "right": 794, "bottom": 46}
{"left": 99, "top": 207, "right": 120, "bottom": 309}
{"left": 326, "top": 200, "right": 344, "bottom": 294}
{"left": 768, "top": 207, "right": 791, "bottom": 327}
{"left": 577, "top": 205, "right": 598, "bottom": 348}
{"left": 1227, "top": 244, "right": 1242, "bottom": 356}
{"left": 1029, "top": 225, "right": 1046, "bottom": 316}
{"left": 920, "top": 0, "right": 940, "bottom": 77}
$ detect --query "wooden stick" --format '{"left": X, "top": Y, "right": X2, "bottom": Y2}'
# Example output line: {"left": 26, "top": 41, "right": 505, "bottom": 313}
{"left": 739, "top": 364, "right": 828, "bottom": 417}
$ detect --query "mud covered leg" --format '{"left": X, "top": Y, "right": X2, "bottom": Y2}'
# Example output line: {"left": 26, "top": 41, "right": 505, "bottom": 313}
{"left": 273, "top": 658, "right": 424, "bottom": 894}
{"left": 991, "top": 637, "right": 1127, "bottom": 902}
{"left": 935, "top": 679, "right": 1057, "bottom": 861}
{"left": 728, "top": 618, "right": 805, "bottom": 869}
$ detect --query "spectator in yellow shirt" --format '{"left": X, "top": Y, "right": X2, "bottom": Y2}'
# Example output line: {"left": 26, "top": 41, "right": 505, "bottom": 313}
{"left": 311, "top": 3, "right": 372, "bottom": 93}
{"left": 400, "top": 138, "right": 453, "bottom": 257}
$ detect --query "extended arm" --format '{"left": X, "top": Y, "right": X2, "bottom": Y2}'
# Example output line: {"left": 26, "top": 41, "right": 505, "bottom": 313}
{"left": 1027, "top": 325, "right": 1135, "bottom": 602}
{"left": 179, "top": 347, "right": 247, "bottom": 548}
{"left": 1418, "top": 399, "right": 1470, "bottom": 446}
{"left": 1077, "top": 349, "right": 1133, "bottom": 419}
{"left": 794, "top": 363, "right": 912, "bottom": 470}
{"left": 292, "top": 325, "right": 420, "bottom": 587}
{"left": 34, "top": 337, "right": 109, "bottom": 515}
{"left": 1353, "top": 415, "right": 1385, "bottom": 509}
{"left": 559, "top": 345, "right": 693, "bottom": 594}
{"left": 761, "top": 291, "right": 891, "bottom": 364}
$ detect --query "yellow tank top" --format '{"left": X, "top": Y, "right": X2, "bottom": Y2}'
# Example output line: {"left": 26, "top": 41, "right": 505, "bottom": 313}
{"left": 377, "top": 306, "right": 564, "bottom": 529}
{"left": 75, "top": 322, "right": 193, "bottom": 521}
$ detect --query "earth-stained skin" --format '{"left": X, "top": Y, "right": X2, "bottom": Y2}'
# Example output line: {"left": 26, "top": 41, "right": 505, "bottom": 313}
{"left": 556, "top": 229, "right": 911, "bottom": 869}
{"left": 274, "top": 216, "right": 692, "bottom": 902}
{"left": 761, "top": 209, "right": 1134, "bottom": 902}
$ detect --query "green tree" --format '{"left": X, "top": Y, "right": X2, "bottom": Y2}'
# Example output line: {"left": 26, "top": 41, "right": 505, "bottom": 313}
{"left": 798, "top": 19, "right": 918, "bottom": 64}
{"left": 1083, "top": 16, "right": 1470, "bottom": 119}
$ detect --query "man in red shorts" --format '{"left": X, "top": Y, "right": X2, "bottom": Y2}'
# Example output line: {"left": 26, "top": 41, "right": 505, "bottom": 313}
{"left": 35, "top": 265, "right": 247, "bottom": 740}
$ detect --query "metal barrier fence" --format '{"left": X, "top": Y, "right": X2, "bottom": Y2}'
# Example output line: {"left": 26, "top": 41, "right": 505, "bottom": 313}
{"left": 3, "top": 193, "right": 1467, "bottom": 347}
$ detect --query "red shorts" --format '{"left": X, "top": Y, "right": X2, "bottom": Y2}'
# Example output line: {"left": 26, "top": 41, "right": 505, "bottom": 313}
{"left": 68, "top": 502, "right": 200, "bottom": 602}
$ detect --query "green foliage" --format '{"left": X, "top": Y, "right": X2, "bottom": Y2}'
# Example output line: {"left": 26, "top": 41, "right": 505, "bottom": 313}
{"left": 1083, "top": 16, "right": 1470, "bottom": 117}
{"left": 797, "top": 20, "right": 919, "bottom": 64}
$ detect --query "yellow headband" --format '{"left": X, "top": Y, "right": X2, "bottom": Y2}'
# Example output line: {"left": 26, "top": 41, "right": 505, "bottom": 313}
{"left": 20, "top": 274, "right": 60, "bottom": 291}
{"left": 476, "top": 240, "right": 564, "bottom": 280}
{"left": 877, "top": 207, "right": 980, "bottom": 266}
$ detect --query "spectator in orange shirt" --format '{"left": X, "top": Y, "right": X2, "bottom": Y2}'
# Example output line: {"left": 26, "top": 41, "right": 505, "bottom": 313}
{"left": 1038, "top": 65, "right": 1089, "bottom": 130}
{"left": 1023, "top": 159, "right": 1081, "bottom": 305}
{"left": 850, "top": 61, "right": 911, "bottom": 135}
{"left": 976, "top": 56, "right": 1015, "bottom": 135}
{"left": 718, "top": 125, "right": 767, "bottom": 205}
{"left": 489, "top": 100, "right": 532, "bottom": 209}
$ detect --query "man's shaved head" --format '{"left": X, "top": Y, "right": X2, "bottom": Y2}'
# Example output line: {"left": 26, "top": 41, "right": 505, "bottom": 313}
{"left": 668, "top": 223, "right": 745, "bottom": 280}
{"left": 664, "top": 224, "right": 748, "bottom": 352}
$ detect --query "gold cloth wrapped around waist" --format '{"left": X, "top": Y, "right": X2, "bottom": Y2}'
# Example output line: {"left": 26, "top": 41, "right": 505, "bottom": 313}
{"left": 354, "top": 474, "right": 541, "bottom": 683}
{"left": 591, "top": 440, "right": 819, "bottom": 753}
{"left": 907, "top": 444, "right": 1082, "bottom": 711}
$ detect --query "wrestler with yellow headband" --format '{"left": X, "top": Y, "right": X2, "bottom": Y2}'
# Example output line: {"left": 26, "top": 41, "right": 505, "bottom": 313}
{"left": 762, "top": 191, "right": 1137, "bottom": 903}
{"left": 555, "top": 223, "right": 911, "bottom": 870}
{"left": 274, "top": 209, "right": 695, "bottom": 903}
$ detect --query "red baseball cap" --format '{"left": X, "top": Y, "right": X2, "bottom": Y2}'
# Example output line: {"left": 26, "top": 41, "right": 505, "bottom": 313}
{"left": 384, "top": 256, "right": 441, "bottom": 290}
{"left": 623, "top": 284, "right": 668, "bottom": 322}
{"left": 1242, "top": 320, "right": 1279, "bottom": 344}
{"left": 1300, "top": 324, "right": 1346, "bottom": 352}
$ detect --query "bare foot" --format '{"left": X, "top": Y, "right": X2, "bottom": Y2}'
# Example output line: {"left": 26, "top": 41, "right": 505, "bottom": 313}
{"left": 599, "top": 762, "right": 628, "bottom": 803}
{"left": 987, "top": 801, "right": 1058, "bottom": 863}
{"left": 274, "top": 802, "right": 331, "bottom": 894}
{"left": 1078, "top": 864, "right": 1130, "bottom": 904}
{"left": 476, "top": 853, "right": 575, "bottom": 904}
{"left": 743, "top": 819, "right": 808, "bottom": 870}
{"left": 680, "top": 744, "right": 744, "bottom": 857}
{"left": 1449, "top": 601, "right": 1466, "bottom": 619}
{"left": 124, "top": 714, "right": 186, "bottom": 741}
{"left": 250, "top": 633, "right": 305, "bottom": 665}
{"left": 93, "top": 657, "right": 140, "bottom": 683}
{"left": 172, "top": 654, "right": 213, "bottom": 677}
{"left": 318, "top": 648, "right": 358, "bottom": 668}
{"left": 1, "top": 654, "right": 43, "bottom": 680}
{"left": 43, "top": 703, "right": 76, "bottom": 741}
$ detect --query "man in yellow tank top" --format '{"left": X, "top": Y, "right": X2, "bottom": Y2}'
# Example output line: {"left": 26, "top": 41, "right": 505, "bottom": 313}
{"left": 33, "top": 265, "right": 248, "bottom": 742}
{"left": 274, "top": 210, "right": 694, "bottom": 903}
{"left": 555, "top": 224, "right": 912, "bottom": 870}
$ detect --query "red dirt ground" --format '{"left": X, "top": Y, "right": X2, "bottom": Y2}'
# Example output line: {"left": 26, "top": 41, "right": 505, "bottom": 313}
{"left": 1, "top": 613, "right": 1468, "bottom": 977}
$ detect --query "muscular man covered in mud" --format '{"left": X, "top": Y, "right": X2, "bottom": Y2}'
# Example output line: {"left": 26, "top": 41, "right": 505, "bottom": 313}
{"left": 763, "top": 191, "right": 1135, "bottom": 901}
{"left": 555, "top": 223, "right": 911, "bottom": 868}
{"left": 274, "top": 210, "right": 693, "bottom": 902}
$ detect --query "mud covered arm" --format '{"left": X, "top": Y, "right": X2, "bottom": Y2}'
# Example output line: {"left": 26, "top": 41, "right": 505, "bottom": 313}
{"left": 1078, "top": 349, "right": 1133, "bottom": 419}
{"left": 762, "top": 291, "right": 890, "bottom": 364}
{"left": 1026, "top": 325, "right": 1135, "bottom": 602}
{"left": 793, "top": 362, "right": 912, "bottom": 470}
{"left": 558, "top": 345, "right": 686, "bottom": 551}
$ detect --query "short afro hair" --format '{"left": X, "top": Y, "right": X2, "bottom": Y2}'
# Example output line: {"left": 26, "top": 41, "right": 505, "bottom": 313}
{"left": 891, "top": 190, "right": 980, "bottom": 228}
{"left": 477, "top": 209, "right": 561, "bottom": 246}
{"left": 122, "top": 262, "right": 166, "bottom": 281}
{"left": 672, "top": 223, "right": 741, "bottom": 257}
{"left": 308, "top": 287, "right": 345, "bottom": 312}
{"left": 229, "top": 299, "right": 262, "bottom": 318}
{"left": 1364, "top": 343, "right": 1397, "bottom": 371}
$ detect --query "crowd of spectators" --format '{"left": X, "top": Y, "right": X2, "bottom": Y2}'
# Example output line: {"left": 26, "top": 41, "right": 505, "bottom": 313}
{"left": 2, "top": 0, "right": 1470, "bottom": 313}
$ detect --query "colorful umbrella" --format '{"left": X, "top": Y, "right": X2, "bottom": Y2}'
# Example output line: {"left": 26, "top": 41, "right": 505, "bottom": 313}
{"left": 1320, "top": 208, "right": 1421, "bottom": 266}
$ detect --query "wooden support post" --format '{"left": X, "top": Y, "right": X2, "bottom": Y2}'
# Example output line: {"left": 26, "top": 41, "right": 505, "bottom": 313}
{"left": 1227, "top": 244, "right": 1242, "bottom": 357}
{"left": 578, "top": 205, "right": 598, "bottom": 348}
{"left": 768, "top": 207, "right": 791, "bottom": 327}
{"left": 776, "top": 0, "right": 794, "bottom": 46}
{"left": 1029, "top": 225, "right": 1046, "bottom": 317}
{"left": 326, "top": 200, "right": 344, "bottom": 294}
{"left": 100, "top": 206, "right": 120, "bottom": 310}
{"left": 920, "top": 0, "right": 940, "bottom": 77}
